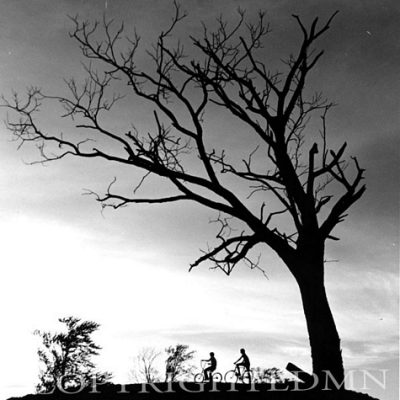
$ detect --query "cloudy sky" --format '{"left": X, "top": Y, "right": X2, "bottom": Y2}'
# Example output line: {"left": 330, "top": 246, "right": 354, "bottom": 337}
{"left": 0, "top": 1, "right": 398, "bottom": 400}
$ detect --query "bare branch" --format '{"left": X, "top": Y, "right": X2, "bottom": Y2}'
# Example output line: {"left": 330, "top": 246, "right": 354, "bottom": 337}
{"left": 3, "top": 8, "right": 362, "bottom": 278}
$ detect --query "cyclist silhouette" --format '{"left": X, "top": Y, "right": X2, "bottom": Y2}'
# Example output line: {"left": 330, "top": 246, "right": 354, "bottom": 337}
{"left": 201, "top": 352, "right": 217, "bottom": 381}
{"left": 234, "top": 348, "right": 250, "bottom": 376}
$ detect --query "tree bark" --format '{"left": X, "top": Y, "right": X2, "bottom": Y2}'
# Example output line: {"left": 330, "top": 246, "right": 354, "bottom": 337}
{"left": 294, "top": 259, "right": 345, "bottom": 389}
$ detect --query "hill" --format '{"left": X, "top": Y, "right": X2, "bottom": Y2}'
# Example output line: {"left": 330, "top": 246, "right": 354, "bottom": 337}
{"left": 7, "top": 382, "right": 379, "bottom": 400}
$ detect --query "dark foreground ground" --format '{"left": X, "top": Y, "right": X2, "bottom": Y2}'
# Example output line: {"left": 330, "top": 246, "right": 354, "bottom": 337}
{"left": 7, "top": 382, "right": 379, "bottom": 400}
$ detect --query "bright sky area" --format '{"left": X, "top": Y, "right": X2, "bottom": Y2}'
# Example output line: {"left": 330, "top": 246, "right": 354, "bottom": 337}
{"left": 0, "top": 1, "right": 398, "bottom": 400}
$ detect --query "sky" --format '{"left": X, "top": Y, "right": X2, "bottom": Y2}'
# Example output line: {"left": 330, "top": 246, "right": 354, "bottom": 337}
{"left": 0, "top": 0, "right": 398, "bottom": 399}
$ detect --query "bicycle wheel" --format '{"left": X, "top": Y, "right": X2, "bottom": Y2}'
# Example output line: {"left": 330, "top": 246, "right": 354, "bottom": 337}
{"left": 242, "top": 370, "right": 253, "bottom": 384}
{"left": 212, "top": 372, "right": 222, "bottom": 382}
{"left": 193, "top": 373, "right": 204, "bottom": 383}
{"left": 224, "top": 370, "right": 238, "bottom": 383}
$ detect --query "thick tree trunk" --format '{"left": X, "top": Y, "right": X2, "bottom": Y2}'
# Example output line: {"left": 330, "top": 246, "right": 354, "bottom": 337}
{"left": 294, "top": 260, "right": 345, "bottom": 389}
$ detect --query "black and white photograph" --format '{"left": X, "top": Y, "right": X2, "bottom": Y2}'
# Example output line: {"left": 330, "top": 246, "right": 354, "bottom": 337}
{"left": 0, "top": 1, "right": 398, "bottom": 400}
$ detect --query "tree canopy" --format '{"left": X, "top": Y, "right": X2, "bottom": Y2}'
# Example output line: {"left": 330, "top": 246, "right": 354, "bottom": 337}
{"left": 34, "top": 316, "right": 111, "bottom": 393}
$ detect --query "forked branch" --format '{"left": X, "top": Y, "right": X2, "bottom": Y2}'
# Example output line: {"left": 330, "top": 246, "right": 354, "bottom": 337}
{"left": 3, "top": 7, "right": 363, "bottom": 276}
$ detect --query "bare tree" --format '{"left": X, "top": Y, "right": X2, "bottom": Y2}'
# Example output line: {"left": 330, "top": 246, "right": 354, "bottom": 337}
{"left": 131, "top": 347, "right": 161, "bottom": 383}
{"left": 4, "top": 4, "right": 365, "bottom": 388}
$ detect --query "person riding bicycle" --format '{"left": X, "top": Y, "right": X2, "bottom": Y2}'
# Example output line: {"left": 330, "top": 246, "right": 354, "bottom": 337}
{"left": 234, "top": 348, "right": 250, "bottom": 376}
{"left": 201, "top": 352, "right": 217, "bottom": 381}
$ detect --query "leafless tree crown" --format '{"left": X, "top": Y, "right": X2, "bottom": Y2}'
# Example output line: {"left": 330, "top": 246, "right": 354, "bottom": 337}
{"left": 131, "top": 347, "right": 161, "bottom": 383}
{"left": 4, "top": 4, "right": 365, "bottom": 276}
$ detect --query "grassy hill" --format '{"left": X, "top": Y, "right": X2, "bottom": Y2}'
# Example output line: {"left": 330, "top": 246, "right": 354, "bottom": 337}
{"left": 7, "top": 382, "right": 379, "bottom": 400}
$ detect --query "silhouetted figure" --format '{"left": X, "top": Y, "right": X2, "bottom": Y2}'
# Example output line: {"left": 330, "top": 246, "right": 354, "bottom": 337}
{"left": 234, "top": 348, "right": 250, "bottom": 376}
{"left": 201, "top": 352, "right": 217, "bottom": 381}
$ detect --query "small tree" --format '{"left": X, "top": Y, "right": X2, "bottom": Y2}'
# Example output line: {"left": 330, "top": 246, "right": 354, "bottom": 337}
{"left": 34, "top": 316, "right": 111, "bottom": 393}
{"left": 164, "top": 344, "right": 195, "bottom": 382}
{"left": 131, "top": 347, "right": 161, "bottom": 383}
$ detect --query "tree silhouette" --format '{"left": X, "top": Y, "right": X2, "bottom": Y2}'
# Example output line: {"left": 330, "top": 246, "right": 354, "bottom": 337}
{"left": 34, "top": 316, "right": 111, "bottom": 393}
{"left": 4, "top": 4, "right": 365, "bottom": 388}
{"left": 165, "top": 344, "right": 196, "bottom": 382}
{"left": 131, "top": 347, "right": 161, "bottom": 383}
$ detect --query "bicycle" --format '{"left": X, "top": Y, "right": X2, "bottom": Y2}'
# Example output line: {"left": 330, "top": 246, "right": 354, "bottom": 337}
{"left": 224, "top": 365, "right": 253, "bottom": 384}
{"left": 193, "top": 360, "right": 222, "bottom": 383}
